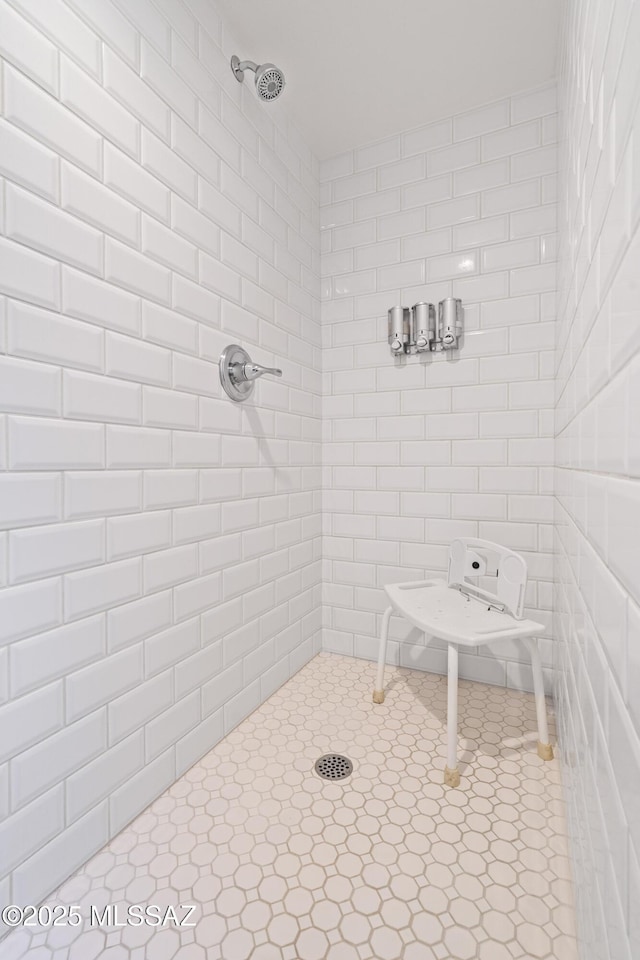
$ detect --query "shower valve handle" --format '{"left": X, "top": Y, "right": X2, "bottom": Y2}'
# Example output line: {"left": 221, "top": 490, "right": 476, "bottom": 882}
{"left": 233, "top": 362, "right": 282, "bottom": 382}
{"left": 220, "top": 344, "right": 284, "bottom": 402}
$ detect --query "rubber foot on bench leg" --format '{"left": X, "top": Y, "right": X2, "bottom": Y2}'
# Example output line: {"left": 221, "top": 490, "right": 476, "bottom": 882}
{"left": 444, "top": 766, "right": 461, "bottom": 788}
{"left": 372, "top": 690, "right": 385, "bottom": 704}
{"left": 537, "top": 741, "right": 554, "bottom": 761}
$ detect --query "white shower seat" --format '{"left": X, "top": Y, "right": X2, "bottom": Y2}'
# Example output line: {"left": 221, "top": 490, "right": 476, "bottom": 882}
{"left": 372, "top": 538, "right": 553, "bottom": 787}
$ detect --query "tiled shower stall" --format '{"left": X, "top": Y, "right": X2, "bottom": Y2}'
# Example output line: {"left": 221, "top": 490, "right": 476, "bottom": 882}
{"left": 0, "top": 0, "right": 638, "bottom": 958}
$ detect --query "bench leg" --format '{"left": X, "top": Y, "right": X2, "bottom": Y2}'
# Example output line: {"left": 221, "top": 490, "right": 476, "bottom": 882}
{"left": 526, "top": 637, "right": 554, "bottom": 760}
{"left": 444, "top": 643, "right": 461, "bottom": 787}
{"left": 373, "top": 606, "right": 393, "bottom": 704}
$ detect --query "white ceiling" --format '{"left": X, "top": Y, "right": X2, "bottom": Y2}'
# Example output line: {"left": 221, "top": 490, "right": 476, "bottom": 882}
{"left": 216, "top": 0, "right": 562, "bottom": 160}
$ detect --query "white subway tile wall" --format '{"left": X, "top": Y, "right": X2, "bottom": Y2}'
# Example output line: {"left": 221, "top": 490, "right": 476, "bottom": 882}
{"left": 556, "top": 2, "right": 640, "bottom": 959}
{"left": 320, "top": 88, "right": 558, "bottom": 692}
{"left": 0, "top": 0, "right": 321, "bottom": 919}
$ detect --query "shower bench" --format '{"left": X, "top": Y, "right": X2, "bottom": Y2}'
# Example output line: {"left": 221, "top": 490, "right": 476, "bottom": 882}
{"left": 372, "top": 538, "right": 553, "bottom": 787}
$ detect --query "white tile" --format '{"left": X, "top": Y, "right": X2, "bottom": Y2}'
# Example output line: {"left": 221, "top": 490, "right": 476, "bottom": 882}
{"left": 482, "top": 180, "right": 541, "bottom": 216}
{"left": 378, "top": 156, "right": 425, "bottom": 190}
{"left": 61, "top": 163, "right": 139, "bottom": 245}
{"left": 66, "top": 730, "right": 143, "bottom": 822}
{"left": 355, "top": 136, "right": 401, "bottom": 170}
{"left": 66, "top": 646, "right": 143, "bottom": 723}
{"left": 4, "top": 66, "right": 100, "bottom": 175}
{"left": 142, "top": 128, "right": 197, "bottom": 202}
{"left": 511, "top": 85, "right": 557, "bottom": 122}
{"left": 0, "top": 3, "right": 58, "bottom": 94}
{"left": 106, "top": 333, "right": 170, "bottom": 387}
{"left": 0, "top": 681, "right": 63, "bottom": 764}
{"left": 0, "top": 117, "right": 58, "bottom": 202}
{"left": 8, "top": 416, "right": 104, "bottom": 470}
{"left": 62, "top": 266, "right": 140, "bottom": 335}
{"left": 378, "top": 261, "right": 424, "bottom": 290}
{"left": 453, "top": 215, "right": 508, "bottom": 250}
{"left": 454, "top": 272, "right": 509, "bottom": 304}
{"left": 425, "top": 249, "right": 478, "bottom": 283}
{"left": 108, "top": 749, "right": 173, "bottom": 834}
{"left": 0, "top": 474, "right": 61, "bottom": 530}
{"left": 0, "top": 577, "right": 61, "bottom": 645}
{"left": 0, "top": 236, "right": 60, "bottom": 311}
{"left": 145, "top": 692, "right": 199, "bottom": 761}
{"left": 144, "top": 544, "right": 198, "bottom": 594}
{"left": 454, "top": 159, "right": 509, "bottom": 196}
{"left": 105, "top": 238, "right": 172, "bottom": 304}
{"left": 142, "top": 215, "right": 197, "bottom": 277}
{"left": 104, "top": 47, "right": 170, "bottom": 141}
{"left": 143, "top": 387, "right": 197, "bottom": 429}
{"left": 0, "top": 356, "right": 60, "bottom": 417}
{"left": 320, "top": 152, "right": 353, "bottom": 181}
{"left": 333, "top": 169, "right": 376, "bottom": 201}
{"left": 106, "top": 592, "right": 172, "bottom": 654}
{"left": 145, "top": 617, "right": 199, "bottom": 676}
{"left": 482, "top": 120, "right": 541, "bottom": 160}
{"left": 332, "top": 220, "right": 376, "bottom": 250}
{"left": 607, "top": 478, "right": 640, "bottom": 605}
{"left": 510, "top": 204, "right": 557, "bottom": 238}
{"left": 171, "top": 195, "right": 220, "bottom": 257}
{"left": 107, "top": 512, "right": 171, "bottom": 561}
{"left": 354, "top": 189, "right": 400, "bottom": 222}
{"left": 64, "top": 0, "right": 138, "bottom": 67}
{"left": 173, "top": 36, "right": 220, "bottom": 114}
{"left": 378, "top": 210, "right": 424, "bottom": 240}
{"left": 480, "top": 410, "right": 538, "bottom": 438}
{"left": 401, "top": 174, "right": 451, "bottom": 209}
{"left": 11, "top": 0, "right": 100, "bottom": 77}
{"left": 510, "top": 263, "right": 556, "bottom": 295}
{"left": 65, "top": 558, "right": 141, "bottom": 621}
{"left": 104, "top": 143, "right": 169, "bottom": 222}
{"left": 428, "top": 195, "right": 479, "bottom": 229}
{"left": 60, "top": 56, "right": 138, "bottom": 157}
{"left": 173, "top": 274, "right": 220, "bottom": 324}
{"left": 5, "top": 182, "right": 102, "bottom": 276}
{"left": 511, "top": 145, "right": 558, "bottom": 182}
{"left": 428, "top": 139, "right": 479, "bottom": 176}
{"left": 198, "top": 104, "right": 241, "bottom": 172}
{"left": 0, "top": 784, "right": 64, "bottom": 875}
{"left": 174, "top": 571, "right": 221, "bottom": 621}
{"left": 482, "top": 238, "right": 540, "bottom": 272}
{"left": 106, "top": 425, "right": 171, "bottom": 468}
{"left": 10, "top": 616, "right": 105, "bottom": 698}
{"left": 402, "top": 119, "right": 452, "bottom": 156}
{"left": 453, "top": 99, "right": 510, "bottom": 141}
{"left": 63, "top": 370, "right": 140, "bottom": 424}
{"left": 10, "top": 519, "right": 104, "bottom": 584}
{"left": 401, "top": 229, "right": 451, "bottom": 261}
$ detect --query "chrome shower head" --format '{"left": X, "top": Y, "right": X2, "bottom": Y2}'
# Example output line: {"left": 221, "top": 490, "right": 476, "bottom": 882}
{"left": 231, "top": 55, "right": 285, "bottom": 101}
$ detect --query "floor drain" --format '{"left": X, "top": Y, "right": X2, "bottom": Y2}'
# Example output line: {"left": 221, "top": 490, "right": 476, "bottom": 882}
{"left": 314, "top": 754, "right": 353, "bottom": 781}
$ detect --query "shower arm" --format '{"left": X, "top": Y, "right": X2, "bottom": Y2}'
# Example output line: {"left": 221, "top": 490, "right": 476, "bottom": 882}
{"left": 231, "top": 57, "right": 258, "bottom": 81}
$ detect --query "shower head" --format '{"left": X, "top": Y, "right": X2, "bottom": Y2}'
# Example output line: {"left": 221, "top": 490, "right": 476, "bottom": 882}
{"left": 230, "top": 55, "right": 285, "bottom": 101}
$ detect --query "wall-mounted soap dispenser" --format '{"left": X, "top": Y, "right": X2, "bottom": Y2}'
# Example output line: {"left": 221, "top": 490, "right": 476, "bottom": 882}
{"left": 438, "top": 297, "right": 463, "bottom": 350}
{"left": 412, "top": 302, "right": 436, "bottom": 352}
{"left": 387, "top": 299, "right": 463, "bottom": 356}
{"left": 387, "top": 306, "right": 411, "bottom": 355}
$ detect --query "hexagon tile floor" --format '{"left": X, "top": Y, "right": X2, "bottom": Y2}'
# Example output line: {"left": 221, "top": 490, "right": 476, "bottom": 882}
{"left": 3, "top": 653, "right": 578, "bottom": 960}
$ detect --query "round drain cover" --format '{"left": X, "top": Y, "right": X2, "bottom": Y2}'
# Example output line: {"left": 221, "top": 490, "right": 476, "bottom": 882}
{"left": 314, "top": 754, "right": 353, "bottom": 781}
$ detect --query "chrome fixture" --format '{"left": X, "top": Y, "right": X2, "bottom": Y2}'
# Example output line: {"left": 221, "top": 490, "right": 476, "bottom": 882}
{"left": 219, "top": 344, "right": 282, "bottom": 402}
{"left": 387, "top": 305, "right": 410, "bottom": 355}
{"left": 230, "top": 56, "right": 285, "bottom": 101}
{"left": 387, "top": 299, "right": 464, "bottom": 355}
{"left": 314, "top": 754, "right": 353, "bottom": 781}
{"left": 439, "top": 297, "right": 463, "bottom": 350}
{"left": 412, "top": 302, "right": 436, "bottom": 352}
